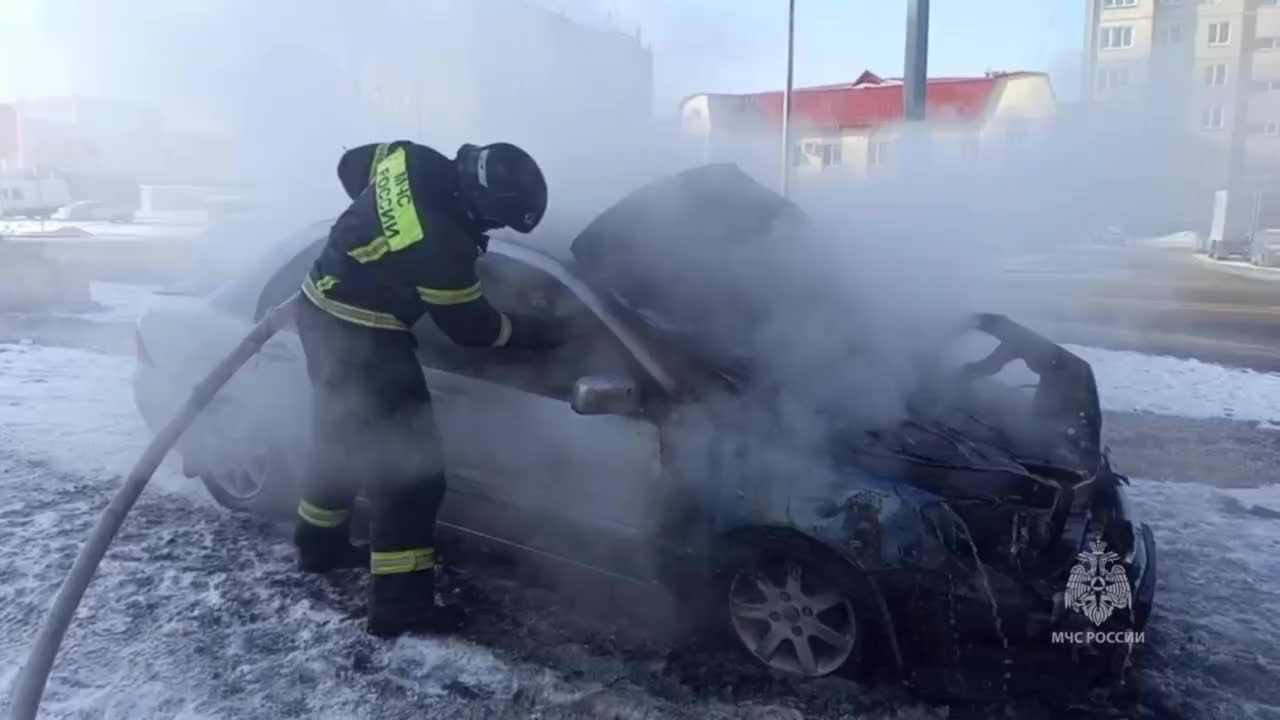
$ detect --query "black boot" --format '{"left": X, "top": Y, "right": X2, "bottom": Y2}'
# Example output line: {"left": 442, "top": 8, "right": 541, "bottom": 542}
{"left": 295, "top": 521, "right": 369, "bottom": 574}
{"left": 367, "top": 571, "right": 468, "bottom": 638}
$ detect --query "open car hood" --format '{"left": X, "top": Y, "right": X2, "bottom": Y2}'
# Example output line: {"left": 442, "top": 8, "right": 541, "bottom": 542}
{"left": 570, "top": 164, "right": 1106, "bottom": 478}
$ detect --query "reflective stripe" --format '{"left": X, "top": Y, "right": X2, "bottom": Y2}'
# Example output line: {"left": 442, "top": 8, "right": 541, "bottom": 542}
{"left": 370, "top": 548, "right": 434, "bottom": 575}
{"left": 347, "top": 236, "right": 390, "bottom": 264}
{"left": 373, "top": 148, "right": 425, "bottom": 252}
{"left": 493, "top": 313, "right": 512, "bottom": 347}
{"left": 369, "top": 143, "right": 390, "bottom": 184}
{"left": 297, "top": 499, "right": 349, "bottom": 529}
{"left": 416, "top": 282, "right": 484, "bottom": 306}
{"left": 302, "top": 274, "right": 408, "bottom": 331}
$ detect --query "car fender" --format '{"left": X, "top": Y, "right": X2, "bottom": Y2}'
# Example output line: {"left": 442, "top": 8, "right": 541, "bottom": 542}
{"left": 791, "top": 473, "right": 951, "bottom": 573}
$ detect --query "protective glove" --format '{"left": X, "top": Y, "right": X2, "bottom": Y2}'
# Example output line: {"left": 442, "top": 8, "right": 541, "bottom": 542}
{"left": 504, "top": 313, "right": 566, "bottom": 351}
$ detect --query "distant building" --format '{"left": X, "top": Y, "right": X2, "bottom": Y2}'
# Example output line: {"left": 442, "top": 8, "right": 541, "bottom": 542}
{"left": 347, "top": 0, "right": 654, "bottom": 205}
{"left": 680, "top": 70, "right": 1056, "bottom": 178}
{"left": 1083, "top": 0, "right": 1280, "bottom": 185}
{"left": 0, "top": 97, "right": 239, "bottom": 206}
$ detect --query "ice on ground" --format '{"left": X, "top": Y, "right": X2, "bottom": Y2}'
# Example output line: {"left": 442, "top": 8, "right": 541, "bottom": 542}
{"left": 2, "top": 343, "right": 1280, "bottom": 718}
{"left": 1135, "top": 231, "right": 1199, "bottom": 249}
{"left": 1069, "top": 344, "right": 1280, "bottom": 424}
{"left": 0, "top": 219, "right": 205, "bottom": 240}
{"left": 0, "top": 342, "right": 192, "bottom": 498}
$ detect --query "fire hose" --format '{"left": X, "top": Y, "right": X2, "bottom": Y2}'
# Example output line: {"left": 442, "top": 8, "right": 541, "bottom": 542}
{"left": 7, "top": 294, "right": 301, "bottom": 720}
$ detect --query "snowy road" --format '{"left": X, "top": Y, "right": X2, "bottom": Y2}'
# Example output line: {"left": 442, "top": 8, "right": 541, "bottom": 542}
{"left": 2, "top": 320, "right": 1280, "bottom": 717}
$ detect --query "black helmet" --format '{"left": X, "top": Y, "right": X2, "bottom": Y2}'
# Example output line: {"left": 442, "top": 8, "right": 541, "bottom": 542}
{"left": 455, "top": 142, "right": 547, "bottom": 233}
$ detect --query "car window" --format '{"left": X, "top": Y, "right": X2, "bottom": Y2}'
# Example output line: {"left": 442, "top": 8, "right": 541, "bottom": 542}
{"left": 415, "top": 252, "right": 649, "bottom": 400}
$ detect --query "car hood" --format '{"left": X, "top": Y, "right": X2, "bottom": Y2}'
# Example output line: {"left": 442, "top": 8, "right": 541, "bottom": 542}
{"left": 570, "top": 164, "right": 1106, "bottom": 479}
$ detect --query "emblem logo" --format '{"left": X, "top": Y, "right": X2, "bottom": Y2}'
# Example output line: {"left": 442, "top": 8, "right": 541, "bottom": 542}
{"left": 1064, "top": 538, "right": 1132, "bottom": 626}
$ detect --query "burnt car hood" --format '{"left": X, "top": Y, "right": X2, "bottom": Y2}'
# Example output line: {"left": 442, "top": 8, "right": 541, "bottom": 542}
{"left": 570, "top": 164, "right": 1106, "bottom": 479}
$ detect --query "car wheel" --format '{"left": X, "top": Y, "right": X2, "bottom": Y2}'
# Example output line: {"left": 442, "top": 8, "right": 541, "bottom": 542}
{"left": 199, "top": 448, "right": 294, "bottom": 517}
{"left": 724, "top": 542, "right": 867, "bottom": 678}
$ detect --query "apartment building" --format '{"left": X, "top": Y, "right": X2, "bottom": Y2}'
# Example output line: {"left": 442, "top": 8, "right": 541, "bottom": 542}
{"left": 1085, "top": 0, "right": 1280, "bottom": 183}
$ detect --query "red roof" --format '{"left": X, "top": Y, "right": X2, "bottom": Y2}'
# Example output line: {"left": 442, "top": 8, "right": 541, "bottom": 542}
{"left": 744, "top": 72, "right": 1029, "bottom": 129}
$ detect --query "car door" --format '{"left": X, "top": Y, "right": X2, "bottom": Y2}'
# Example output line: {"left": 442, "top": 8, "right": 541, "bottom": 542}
{"left": 416, "top": 251, "right": 669, "bottom": 582}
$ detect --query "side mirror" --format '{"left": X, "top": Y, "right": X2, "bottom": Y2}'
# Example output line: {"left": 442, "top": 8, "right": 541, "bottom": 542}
{"left": 570, "top": 375, "right": 640, "bottom": 416}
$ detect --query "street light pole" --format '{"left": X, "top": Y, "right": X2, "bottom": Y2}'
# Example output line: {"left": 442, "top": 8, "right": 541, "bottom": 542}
{"left": 903, "top": 0, "right": 929, "bottom": 121}
{"left": 781, "top": 0, "right": 796, "bottom": 196}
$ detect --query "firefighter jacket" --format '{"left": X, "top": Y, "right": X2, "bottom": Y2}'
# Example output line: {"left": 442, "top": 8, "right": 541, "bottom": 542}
{"left": 302, "top": 141, "right": 557, "bottom": 349}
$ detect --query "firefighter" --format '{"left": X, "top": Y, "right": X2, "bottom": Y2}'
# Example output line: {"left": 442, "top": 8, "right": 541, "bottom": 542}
{"left": 293, "top": 139, "right": 562, "bottom": 637}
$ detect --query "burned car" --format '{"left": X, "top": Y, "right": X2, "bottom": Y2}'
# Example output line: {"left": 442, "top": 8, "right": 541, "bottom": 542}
{"left": 132, "top": 164, "right": 1156, "bottom": 698}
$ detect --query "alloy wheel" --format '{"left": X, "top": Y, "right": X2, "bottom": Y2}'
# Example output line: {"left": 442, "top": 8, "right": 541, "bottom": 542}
{"left": 728, "top": 557, "right": 858, "bottom": 677}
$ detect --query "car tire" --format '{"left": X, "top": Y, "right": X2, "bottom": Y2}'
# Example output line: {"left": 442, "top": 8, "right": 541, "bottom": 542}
{"left": 198, "top": 447, "right": 296, "bottom": 517}
{"left": 719, "top": 535, "right": 875, "bottom": 680}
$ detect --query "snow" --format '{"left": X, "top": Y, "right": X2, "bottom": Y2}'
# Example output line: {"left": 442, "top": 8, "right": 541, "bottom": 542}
{"left": 0, "top": 342, "right": 192, "bottom": 498}
{"left": 0, "top": 219, "right": 205, "bottom": 240}
{"left": 1135, "top": 231, "right": 1199, "bottom": 249}
{"left": 1070, "top": 344, "right": 1280, "bottom": 424}
{"left": 2, "top": 336, "right": 1280, "bottom": 717}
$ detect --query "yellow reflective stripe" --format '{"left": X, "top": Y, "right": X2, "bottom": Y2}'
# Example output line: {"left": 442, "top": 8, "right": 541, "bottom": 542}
{"left": 302, "top": 274, "right": 408, "bottom": 331}
{"left": 373, "top": 147, "right": 425, "bottom": 252}
{"left": 297, "top": 500, "right": 349, "bottom": 529}
{"left": 314, "top": 274, "right": 338, "bottom": 293}
{"left": 347, "top": 236, "right": 390, "bottom": 264}
{"left": 493, "top": 313, "right": 512, "bottom": 347}
{"left": 369, "top": 143, "right": 390, "bottom": 184}
{"left": 417, "top": 282, "right": 484, "bottom": 306}
{"left": 370, "top": 548, "right": 434, "bottom": 575}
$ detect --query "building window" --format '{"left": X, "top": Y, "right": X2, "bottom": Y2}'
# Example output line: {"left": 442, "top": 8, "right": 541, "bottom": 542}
{"left": 1100, "top": 25, "right": 1135, "bottom": 49}
{"left": 818, "top": 142, "right": 842, "bottom": 167}
{"left": 1262, "top": 0, "right": 1280, "bottom": 6}
{"left": 1265, "top": 122, "right": 1280, "bottom": 135}
{"left": 1097, "top": 65, "right": 1131, "bottom": 89}
{"left": 869, "top": 141, "right": 891, "bottom": 168}
{"left": 1201, "top": 104, "right": 1227, "bottom": 130}
{"left": 1160, "top": 0, "right": 1182, "bottom": 4}
{"left": 798, "top": 141, "right": 842, "bottom": 168}
{"left": 1258, "top": 37, "right": 1280, "bottom": 50}
{"left": 1257, "top": 78, "right": 1280, "bottom": 91}
{"left": 1204, "top": 63, "right": 1228, "bottom": 86}
{"left": 1208, "top": 21, "right": 1231, "bottom": 46}
{"left": 1103, "top": 0, "right": 1138, "bottom": 7}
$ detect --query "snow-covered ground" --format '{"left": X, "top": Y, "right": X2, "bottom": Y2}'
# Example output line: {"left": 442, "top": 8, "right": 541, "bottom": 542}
{"left": 2, "top": 284, "right": 1280, "bottom": 718}
{"left": 0, "top": 339, "right": 1277, "bottom": 718}
{"left": 0, "top": 219, "right": 205, "bottom": 240}
{"left": 1072, "top": 344, "right": 1280, "bottom": 425}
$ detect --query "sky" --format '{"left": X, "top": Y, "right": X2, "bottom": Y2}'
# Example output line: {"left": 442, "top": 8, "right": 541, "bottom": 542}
{"left": 0, "top": 0, "right": 1086, "bottom": 134}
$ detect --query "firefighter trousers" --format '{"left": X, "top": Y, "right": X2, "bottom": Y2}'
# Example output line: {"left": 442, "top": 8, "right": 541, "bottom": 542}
{"left": 293, "top": 296, "right": 446, "bottom": 583}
